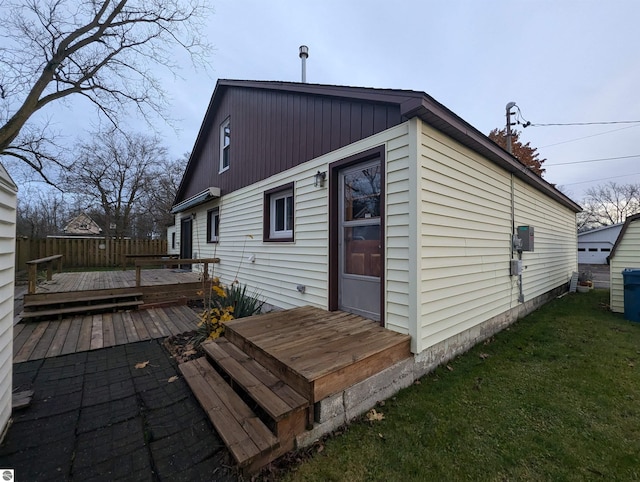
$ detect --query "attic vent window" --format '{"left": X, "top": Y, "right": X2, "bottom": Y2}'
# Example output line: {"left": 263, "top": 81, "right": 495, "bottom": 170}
{"left": 220, "top": 117, "right": 230, "bottom": 172}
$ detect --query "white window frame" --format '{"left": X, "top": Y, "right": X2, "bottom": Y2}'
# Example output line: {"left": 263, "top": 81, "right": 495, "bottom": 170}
{"left": 269, "top": 189, "right": 294, "bottom": 240}
{"left": 207, "top": 207, "right": 220, "bottom": 243}
{"left": 219, "top": 117, "right": 230, "bottom": 173}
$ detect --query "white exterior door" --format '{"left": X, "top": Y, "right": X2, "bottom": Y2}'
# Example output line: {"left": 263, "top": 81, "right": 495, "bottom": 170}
{"left": 338, "top": 160, "right": 381, "bottom": 321}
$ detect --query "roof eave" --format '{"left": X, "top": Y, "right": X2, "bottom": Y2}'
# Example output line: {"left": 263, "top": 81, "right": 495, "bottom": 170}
{"left": 401, "top": 96, "right": 582, "bottom": 214}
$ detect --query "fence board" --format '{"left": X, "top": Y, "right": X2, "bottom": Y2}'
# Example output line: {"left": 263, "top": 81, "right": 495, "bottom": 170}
{"left": 16, "top": 238, "right": 167, "bottom": 271}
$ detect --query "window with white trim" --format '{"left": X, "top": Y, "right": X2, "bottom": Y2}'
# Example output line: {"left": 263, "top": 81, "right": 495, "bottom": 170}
{"left": 264, "top": 184, "right": 294, "bottom": 241}
{"left": 219, "top": 117, "right": 230, "bottom": 172}
{"left": 207, "top": 207, "right": 220, "bottom": 243}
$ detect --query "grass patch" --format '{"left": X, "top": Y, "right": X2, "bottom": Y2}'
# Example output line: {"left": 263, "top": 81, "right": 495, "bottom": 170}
{"left": 282, "top": 290, "right": 640, "bottom": 481}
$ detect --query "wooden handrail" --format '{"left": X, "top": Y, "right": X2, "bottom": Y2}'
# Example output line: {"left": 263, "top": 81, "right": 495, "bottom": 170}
{"left": 134, "top": 257, "right": 220, "bottom": 287}
{"left": 122, "top": 253, "right": 180, "bottom": 270}
{"left": 26, "top": 254, "right": 63, "bottom": 294}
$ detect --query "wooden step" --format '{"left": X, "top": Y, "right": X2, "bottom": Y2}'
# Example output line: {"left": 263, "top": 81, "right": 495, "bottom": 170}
{"left": 20, "top": 300, "right": 144, "bottom": 319}
{"left": 203, "top": 338, "right": 309, "bottom": 447}
{"left": 23, "top": 292, "right": 144, "bottom": 308}
{"left": 203, "top": 338, "right": 308, "bottom": 422}
{"left": 179, "top": 357, "right": 279, "bottom": 470}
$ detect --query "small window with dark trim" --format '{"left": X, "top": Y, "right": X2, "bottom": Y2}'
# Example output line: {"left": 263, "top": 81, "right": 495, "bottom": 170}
{"left": 207, "top": 207, "right": 220, "bottom": 243}
{"left": 578, "top": 248, "right": 586, "bottom": 252}
{"left": 171, "top": 232, "right": 176, "bottom": 249}
{"left": 601, "top": 248, "right": 611, "bottom": 252}
{"left": 588, "top": 248, "right": 598, "bottom": 252}
{"left": 264, "top": 183, "right": 294, "bottom": 242}
{"left": 219, "top": 117, "right": 230, "bottom": 172}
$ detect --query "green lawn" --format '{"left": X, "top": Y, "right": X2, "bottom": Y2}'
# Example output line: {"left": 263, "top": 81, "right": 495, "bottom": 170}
{"left": 282, "top": 290, "right": 640, "bottom": 481}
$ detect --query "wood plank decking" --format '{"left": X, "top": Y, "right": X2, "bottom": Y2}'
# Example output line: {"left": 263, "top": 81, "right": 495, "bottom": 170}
{"left": 34, "top": 269, "right": 202, "bottom": 293}
{"left": 223, "top": 306, "right": 412, "bottom": 404}
{"left": 13, "top": 305, "right": 200, "bottom": 363}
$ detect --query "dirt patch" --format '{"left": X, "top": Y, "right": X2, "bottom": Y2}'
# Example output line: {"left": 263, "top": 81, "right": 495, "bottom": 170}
{"left": 162, "top": 330, "right": 204, "bottom": 364}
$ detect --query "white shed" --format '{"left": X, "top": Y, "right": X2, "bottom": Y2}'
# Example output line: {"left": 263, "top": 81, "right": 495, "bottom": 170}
{"left": 609, "top": 214, "right": 640, "bottom": 313}
{"left": 578, "top": 224, "right": 623, "bottom": 264}
{"left": 0, "top": 163, "right": 17, "bottom": 439}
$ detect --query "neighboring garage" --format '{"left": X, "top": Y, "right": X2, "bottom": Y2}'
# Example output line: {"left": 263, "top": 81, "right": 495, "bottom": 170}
{"left": 610, "top": 214, "right": 640, "bottom": 314}
{"left": 578, "top": 223, "right": 623, "bottom": 264}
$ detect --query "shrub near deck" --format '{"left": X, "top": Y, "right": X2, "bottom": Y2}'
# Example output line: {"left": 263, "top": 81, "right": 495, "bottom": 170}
{"left": 283, "top": 290, "right": 640, "bottom": 482}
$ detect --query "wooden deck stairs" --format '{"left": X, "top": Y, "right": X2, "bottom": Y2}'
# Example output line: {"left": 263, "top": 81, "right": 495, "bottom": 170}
{"left": 179, "top": 306, "right": 412, "bottom": 473}
{"left": 20, "top": 288, "right": 144, "bottom": 320}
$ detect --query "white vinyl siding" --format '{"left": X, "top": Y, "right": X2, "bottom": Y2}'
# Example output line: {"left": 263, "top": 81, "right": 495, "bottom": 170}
{"left": 0, "top": 166, "right": 16, "bottom": 437}
{"left": 416, "top": 122, "right": 576, "bottom": 353}
{"left": 514, "top": 179, "right": 577, "bottom": 301}
{"left": 186, "top": 124, "right": 410, "bottom": 314}
{"left": 610, "top": 220, "right": 640, "bottom": 313}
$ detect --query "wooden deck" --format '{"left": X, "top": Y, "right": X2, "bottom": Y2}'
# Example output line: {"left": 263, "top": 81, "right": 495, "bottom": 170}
{"left": 224, "top": 305, "right": 412, "bottom": 404}
{"left": 182, "top": 305, "right": 412, "bottom": 472}
{"left": 34, "top": 269, "right": 202, "bottom": 293}
{"left": 13, "top": 305, "right": 200, "bottom": 363}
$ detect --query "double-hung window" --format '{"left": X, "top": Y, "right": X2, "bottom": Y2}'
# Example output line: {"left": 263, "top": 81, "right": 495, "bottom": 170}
{"left": 207, "top": 207, "right": 220, "bottom": 243}
{"left": 264, "top": 183, "right": 294, "bottom": 242}
{"left": 219, "top": 117, "right": 230, "bottom": 172}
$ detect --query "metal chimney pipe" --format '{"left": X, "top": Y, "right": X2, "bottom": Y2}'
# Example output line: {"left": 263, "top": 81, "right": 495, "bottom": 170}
{"left": 299, "top": 45, "right": 309, "bottom": 83}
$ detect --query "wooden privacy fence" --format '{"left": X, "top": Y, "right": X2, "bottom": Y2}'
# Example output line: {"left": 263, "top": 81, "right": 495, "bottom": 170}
{"left": 16, "top": 238, "right": 168, "bottom": 271}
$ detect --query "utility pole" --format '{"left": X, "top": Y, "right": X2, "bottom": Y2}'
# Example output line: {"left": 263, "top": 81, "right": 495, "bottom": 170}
{"left": 505, "top": 101, "right": 516, "bottom": 154}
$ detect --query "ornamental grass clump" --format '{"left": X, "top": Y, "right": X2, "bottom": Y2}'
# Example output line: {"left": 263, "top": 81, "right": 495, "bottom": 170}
{"left": 192, "top": 277, "right": 264, "bottom": 346}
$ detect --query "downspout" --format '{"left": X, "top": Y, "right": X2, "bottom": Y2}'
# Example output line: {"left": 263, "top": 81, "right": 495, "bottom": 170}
{"left": 510, "top": 172, "right": 524, "bottom": 304}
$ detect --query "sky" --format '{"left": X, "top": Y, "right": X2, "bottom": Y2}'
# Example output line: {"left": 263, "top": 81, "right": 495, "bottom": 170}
{"left": 11, "top": 0, "right": 640, "bottom": 202}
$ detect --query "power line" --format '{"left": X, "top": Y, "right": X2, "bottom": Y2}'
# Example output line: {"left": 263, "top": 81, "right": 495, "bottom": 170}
{"left": 531, "top": 120, "right": 640, "bottom": 127}
{"left": 540, "top": 124, "right": 640, "bottom": 148}
{"left": 562, "top": 172, "right": 640, "bottom": 186}
{"left": 547, "top": 154, "right": 640, "bottom": 167}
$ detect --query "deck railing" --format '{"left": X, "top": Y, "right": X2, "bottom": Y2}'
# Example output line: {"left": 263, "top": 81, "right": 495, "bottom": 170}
{"left": 134, "top": 258, "right": 220, "bottom": 287}
{"left": 26, "top": 254, "right": 63, "bottom": 294}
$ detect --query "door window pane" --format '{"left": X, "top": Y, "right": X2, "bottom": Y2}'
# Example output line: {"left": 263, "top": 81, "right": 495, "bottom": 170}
{"left": 343, "top": 165, "right": 381, "bottom": 221}
{"left": 344, "top": 225, "right": 381, "bottom": 277}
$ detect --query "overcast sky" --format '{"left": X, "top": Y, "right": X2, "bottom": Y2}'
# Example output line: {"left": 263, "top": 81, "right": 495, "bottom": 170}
{"left": 18, "top": 0, "right": 640, "bottom": 202}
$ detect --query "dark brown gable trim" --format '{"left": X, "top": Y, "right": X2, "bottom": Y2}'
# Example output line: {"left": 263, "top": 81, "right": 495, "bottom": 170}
{"left": 328, "top": 145, "right": 386, "bottom": 326}
{"left": 263, "top": 182, "right": 295, "bottom": 243}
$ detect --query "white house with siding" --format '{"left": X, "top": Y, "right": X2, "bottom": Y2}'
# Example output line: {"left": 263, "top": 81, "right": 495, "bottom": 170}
{"left": 609, "top": 214, "right": 640, "bottom": 314}
{"left": 170, "top": 80, "right": 580, "bottom": 360}
{"left": 578, "top": 223, "right": 622, "bottom": 265}
{"left": 0, "top": 163, "right": 17, "bottom": 440}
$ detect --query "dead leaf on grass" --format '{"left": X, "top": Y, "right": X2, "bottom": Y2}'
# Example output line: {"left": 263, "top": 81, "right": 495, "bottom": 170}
{"left": 134, "top": 361, "right": 150, "bottom": 369}
{"left": 167, "top": 376, "right": 179, "bottom": 383}
{"left": 183, "top": 349, "right": 198, "bottom": 357}
{"left": 366, "top": 409, "right": 385, "bottom": 422}
{"left": 446, "top": 365, "right": 454, "bottom": 371}
{"left": 479, "top": 353, "right": 490, "bottom": 360}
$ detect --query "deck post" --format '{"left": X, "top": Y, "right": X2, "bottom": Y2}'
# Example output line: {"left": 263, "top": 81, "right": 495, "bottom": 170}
{"left": 203, "top": 262, "right": 209, "bottom": 281}
{"left": 46, "top": 262, "right": 54, "bottom": 281}
{"left": 28, "top": 264, "right": 37, "bottom": 294}
{"left": 136, "top": 265, "right": 141, "bottom": 287}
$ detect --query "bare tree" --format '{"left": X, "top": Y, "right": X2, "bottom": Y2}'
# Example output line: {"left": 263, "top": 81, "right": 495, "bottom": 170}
{"left": 0, "top": 0, "right": 210, "bottom": 183}
{"left": 16, "top": 188, "right": 73, "bottom": 237}
{"left": 579, "top": 182, "right": 640, "bottom": 231}
{"left": 64, "top": 130, "right": 167, "bottom": 238}
{"left": 133, "top": 153, "right": 186, "bottom": 238}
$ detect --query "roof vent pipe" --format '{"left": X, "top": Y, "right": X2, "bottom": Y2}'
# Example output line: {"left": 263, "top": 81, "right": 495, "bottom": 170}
{"left": 299, "top": 45, "right": 309, "bottom": 83}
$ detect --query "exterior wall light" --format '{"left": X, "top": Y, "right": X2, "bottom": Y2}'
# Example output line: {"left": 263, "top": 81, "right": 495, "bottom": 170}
{"left": 314, "top": 170, "right": 326, "bottom": 188}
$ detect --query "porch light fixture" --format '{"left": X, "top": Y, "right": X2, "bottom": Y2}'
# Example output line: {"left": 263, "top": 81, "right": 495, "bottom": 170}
{"left": 314, "top": 170, "right": 326, "bottom": 188}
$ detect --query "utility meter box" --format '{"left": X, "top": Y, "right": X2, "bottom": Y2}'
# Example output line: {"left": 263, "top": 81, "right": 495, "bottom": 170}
{"left": 510, "top": 259, "right": 523, "bottom": 276}
{"left": 517, "top": 225, "right": 534, "bottom": 251}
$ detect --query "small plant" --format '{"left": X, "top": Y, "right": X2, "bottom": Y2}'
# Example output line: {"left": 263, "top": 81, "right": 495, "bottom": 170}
{"left": 191, "top": 277, "right": 264, "bottom": 346}
{"left": 578, "top": 270, "right": 593, "bottom": 286}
